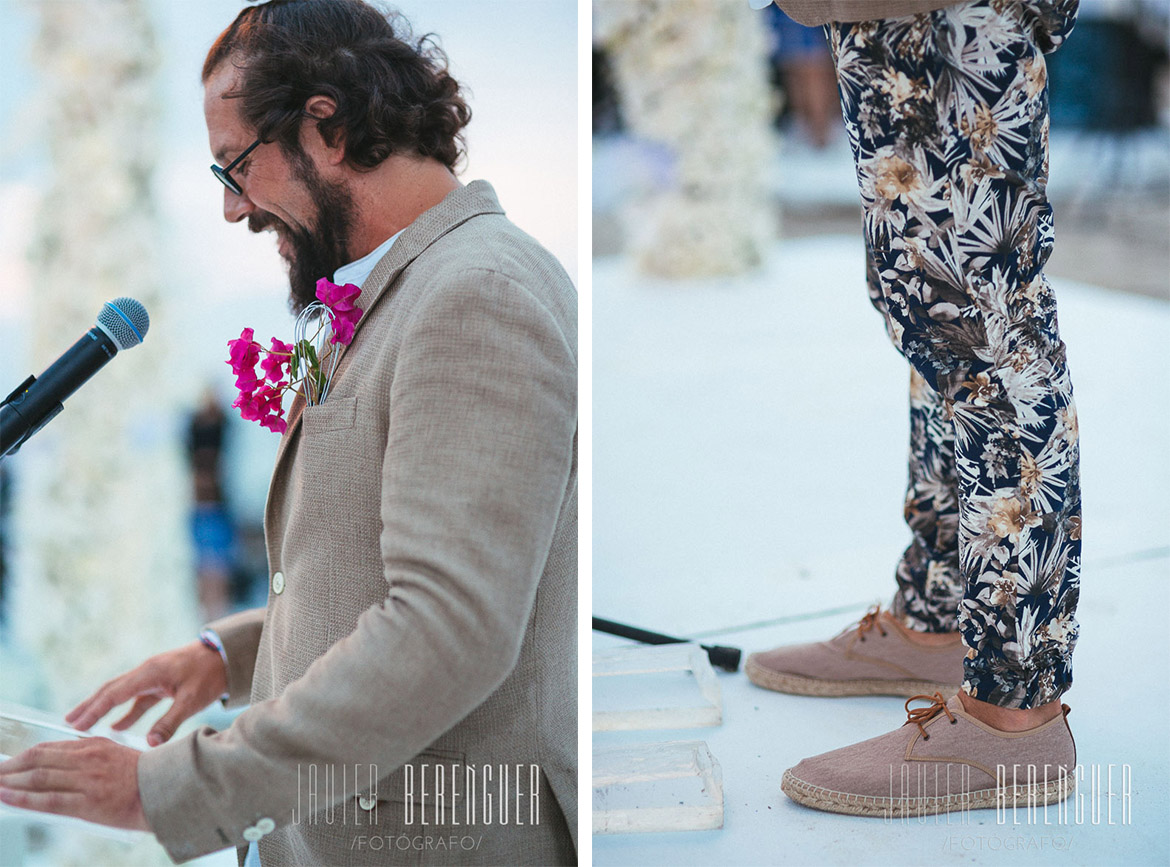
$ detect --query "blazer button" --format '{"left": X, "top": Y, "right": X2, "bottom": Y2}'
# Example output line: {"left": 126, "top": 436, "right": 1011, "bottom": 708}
{"left": 243, "top": 826, "right": 263, "bottom": 842}
{"left": 272, "top": 571, "right": 285, "bottom": 595}
{"left": 256, "top": 817, "right": 275, "bottom": 834}
{"left": 358, "top": 794, "right": 377, "bottom": 811}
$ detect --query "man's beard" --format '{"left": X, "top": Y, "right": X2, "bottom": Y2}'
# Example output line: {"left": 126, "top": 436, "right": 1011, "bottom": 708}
{"left": 249, "top": 150, "right": 357, "bottom": 314}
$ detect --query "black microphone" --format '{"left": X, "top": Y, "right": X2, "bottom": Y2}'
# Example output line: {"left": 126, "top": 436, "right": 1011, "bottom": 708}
{"left": 1, "top": 298, "right": 150, "bottom": 459}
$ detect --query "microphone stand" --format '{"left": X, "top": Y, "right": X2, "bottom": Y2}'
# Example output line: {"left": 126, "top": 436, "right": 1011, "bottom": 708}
{"left": 593, "top": 616, "right": 742, "bottom": 672}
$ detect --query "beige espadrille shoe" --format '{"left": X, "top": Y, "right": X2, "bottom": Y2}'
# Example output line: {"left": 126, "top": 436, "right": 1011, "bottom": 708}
{"left": 745, "top": 606, "right": 964, "bottom": 698}
{"left": 781, "top": 693, "right": 1076, "bottom": 817}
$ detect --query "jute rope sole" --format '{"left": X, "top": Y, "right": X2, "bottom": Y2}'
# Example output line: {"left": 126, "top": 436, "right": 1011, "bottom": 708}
{"left": 744, "top": 657, "right": 959, "bottom": 699}
{"left": 781, "top": 769, "right": 1074, "bottom": 817}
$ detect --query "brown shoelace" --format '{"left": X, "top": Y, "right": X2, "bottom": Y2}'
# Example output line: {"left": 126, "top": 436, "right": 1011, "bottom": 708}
{"left": 855, "top": 605, "right": 888, "bottom": 641}
{"left": 905, "top": 692, "right": 957, "bottom": 740}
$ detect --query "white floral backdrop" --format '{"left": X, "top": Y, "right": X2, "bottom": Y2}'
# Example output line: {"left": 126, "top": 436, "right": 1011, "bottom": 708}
{"left": 3, "top": 2, "right": 195, "bottom": 863}
{"left": 595, "top": 0, "right": 776, "bottom": 278}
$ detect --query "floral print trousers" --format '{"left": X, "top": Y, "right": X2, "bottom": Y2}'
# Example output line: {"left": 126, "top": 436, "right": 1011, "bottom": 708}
{"left": 827, "top": 0, "right": 1081, "bottom": 708}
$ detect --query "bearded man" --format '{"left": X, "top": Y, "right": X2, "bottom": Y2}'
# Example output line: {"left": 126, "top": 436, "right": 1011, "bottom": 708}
{"left": 0, "top": 2, "right": 577, "bottom": 864}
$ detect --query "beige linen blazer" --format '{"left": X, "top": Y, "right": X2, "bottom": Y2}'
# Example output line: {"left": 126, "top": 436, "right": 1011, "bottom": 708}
{"left": 772, "top": 0, "right": 962, "bottom": 26}
{"left": 138, "top": 181, "right": 578, "bottom": 866}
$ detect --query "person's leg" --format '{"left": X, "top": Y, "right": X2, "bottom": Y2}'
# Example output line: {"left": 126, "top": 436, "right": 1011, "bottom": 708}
{"left": 830, "top": 0, "right": 1081, "bottom": 713}
{"left": 779, "top": 0, "right": 1082, "bottom": 816}
{"left": 894, "top": 369, "right": 965, "bottom": 627}
{"left": 743, "top": 248, "right": 968, "bottom": 698}
{"left": 865, "top": 245, "right": 965, "bottom": 636}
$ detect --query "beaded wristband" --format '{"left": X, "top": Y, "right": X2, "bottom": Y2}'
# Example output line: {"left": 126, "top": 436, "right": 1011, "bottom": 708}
{"left": 198, "top": 629, "right": 231, "bottom": 703}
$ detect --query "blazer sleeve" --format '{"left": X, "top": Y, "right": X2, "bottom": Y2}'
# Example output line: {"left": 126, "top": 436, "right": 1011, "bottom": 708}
{"left": 203, "top": 606, "right": 267, "bottom": 709}
{"left": 136, "top": 268, "right": 577, "bottom": 863}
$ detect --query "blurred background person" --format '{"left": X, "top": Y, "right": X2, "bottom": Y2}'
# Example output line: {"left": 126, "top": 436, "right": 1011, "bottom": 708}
{"left": 764, "top": 5, "right": 839, "bottom": 149}
{"left": 186, "top": 387, "right": 237, "bottom": 622}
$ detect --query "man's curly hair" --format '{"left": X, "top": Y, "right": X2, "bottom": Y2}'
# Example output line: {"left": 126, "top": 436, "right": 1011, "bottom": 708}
{"left": 203, "top": 0, "right": 471, "bottom": 171}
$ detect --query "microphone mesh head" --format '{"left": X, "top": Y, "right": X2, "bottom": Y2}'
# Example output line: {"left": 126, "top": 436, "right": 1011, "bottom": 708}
{"left": 98, "top": 297, "right": 150, "bottom": 350}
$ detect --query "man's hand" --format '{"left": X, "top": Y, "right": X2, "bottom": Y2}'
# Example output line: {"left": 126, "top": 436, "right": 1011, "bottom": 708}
{"left": 65, "top": 641, "right": 229, "bottom": 747}
{"left": 0, "top": 738, "right": 149, "bottom": 831}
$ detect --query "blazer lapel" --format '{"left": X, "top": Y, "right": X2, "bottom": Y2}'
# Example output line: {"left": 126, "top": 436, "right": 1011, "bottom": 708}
{"left": 323, "top": 180, "right": 506, "bottom": 374}
{"left": 265, "top": 180, "right": 506, "bottom": 488}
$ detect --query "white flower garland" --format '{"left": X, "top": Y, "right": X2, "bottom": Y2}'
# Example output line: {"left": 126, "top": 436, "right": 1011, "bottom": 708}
{"left": 11, "top": 4, "right": 195, "bottom": 860}
{"left": 596, "top": 0, "right": 777, "bottom": 277}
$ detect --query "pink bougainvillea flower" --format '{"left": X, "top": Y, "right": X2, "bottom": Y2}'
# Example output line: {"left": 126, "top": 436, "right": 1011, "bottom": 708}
{"left": 270, "top": 337, "right": 294, "bottom": 356}
{"left": 253, "top": 382, "right": 287, "bottom": 431}
{"left": 234, "top": 368, "right": 261, "bottom": 395}
{"left": 328, "top": 308, "right": 361, "bottom": 346}
{"left": 260, "top": 414, "right": 288, "bottom": 434}
{"left": 234, "top": 382, "right": 285, "bottom": 427}
{"left": 232, "top": 388, "right": 263, "bottom": 422}
{"left": 228, "top": 284, "right": 354, "bottom": 433}
{"left": 227, "top": 328, "right": 263, "bottom": 397}
{"left": 227, "top": 332, "right": 291, "bottom": 431}
{"left": 315, "top": 278, "right": 363, "bottom": 345}
{"left": 227, "top": 327, "right": 260, "bottom": 376}
{"left": 261, "top": 337, "right": 294, "bottom": 383}
{"left": 257, "top": 382, "right": 285, "bottom": 414}
{"left": 315, "top": 278, "right": 361, "bottom": 311}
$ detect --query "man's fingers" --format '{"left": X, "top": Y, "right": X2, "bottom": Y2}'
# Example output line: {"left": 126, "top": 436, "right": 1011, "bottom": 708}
{"left": 0, "top": 786, "right": 86, "bottom": 816}
{"left": 0, "top": 766, "right": 83, "bottom": 793}
{"left": 64, "top": 686, "right": 101, "bottom": 722}
{"left": 0, "top": 741, "right": 89, "bottom": 773}
{"left": 110, "top": 695, "right": 163, "bottom": 732}
{"left": 65, "top": 691, "right": 105, "bottom": 728}
{"left": 147, "top": 702, "right": 191, "bottom": 747}
{"left": 69, "top": 676, "right": 165, "bottom": 732}
{"left": 66, "top": 683, "right": 130, "bottom": 731}
{"left": 65, "top": 677, "right": 127, "bottom": 726}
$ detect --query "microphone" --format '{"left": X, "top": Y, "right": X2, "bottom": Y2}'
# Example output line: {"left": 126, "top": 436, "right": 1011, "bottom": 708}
{"left": 1, "top": 298, "right": 150, "bottom": 459}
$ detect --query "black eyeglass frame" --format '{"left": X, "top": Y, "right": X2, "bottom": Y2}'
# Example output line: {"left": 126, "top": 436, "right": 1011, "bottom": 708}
{"left": 211, "top": 137, "right": 263, "bottom": 196}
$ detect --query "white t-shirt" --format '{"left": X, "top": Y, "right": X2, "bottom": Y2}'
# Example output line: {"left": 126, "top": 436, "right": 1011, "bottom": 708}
{"left": 332, "top": 229, "right": 404, "bottom": 288}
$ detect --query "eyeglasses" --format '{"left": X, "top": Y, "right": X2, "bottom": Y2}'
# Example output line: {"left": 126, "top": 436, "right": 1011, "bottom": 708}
{"left": 211, "top": 137, "right": 263, "bottom": 196}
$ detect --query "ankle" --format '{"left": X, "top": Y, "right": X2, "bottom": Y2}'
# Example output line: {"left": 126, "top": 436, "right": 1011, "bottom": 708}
{"left": 958, "top": 690, "right": 1064, "bottom": 732}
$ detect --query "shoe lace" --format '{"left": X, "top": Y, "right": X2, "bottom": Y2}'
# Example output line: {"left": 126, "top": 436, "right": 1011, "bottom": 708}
{"left": 854, "top": 605, "right": 888, "bottom": 641}
{"left": 904, "top": 691, "right": 956, "bottom": 740}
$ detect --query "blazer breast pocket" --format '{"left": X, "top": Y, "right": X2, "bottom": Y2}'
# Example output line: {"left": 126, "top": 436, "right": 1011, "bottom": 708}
{"left": 302, "top": 395, "right": 358, "bottom": 434}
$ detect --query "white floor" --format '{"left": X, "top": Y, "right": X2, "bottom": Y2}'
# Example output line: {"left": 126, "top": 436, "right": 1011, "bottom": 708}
{"left": 591, "top": 237, "right": 1170, "bottom": 866}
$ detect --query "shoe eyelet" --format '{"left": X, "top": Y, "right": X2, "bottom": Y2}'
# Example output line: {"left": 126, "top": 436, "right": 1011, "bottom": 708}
{"left": 950, "top": 719, "right": 957, "bottom": 725}
{"left": 879, "top": 631, "right": 888, "bottom": 637}
{"left": 923, "top": 735, "right": 930, "bottom": 741}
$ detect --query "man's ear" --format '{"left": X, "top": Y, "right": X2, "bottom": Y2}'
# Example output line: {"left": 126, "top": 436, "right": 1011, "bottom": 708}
{"left": 301, "top": 94, "right": 346, "bottom": 166}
